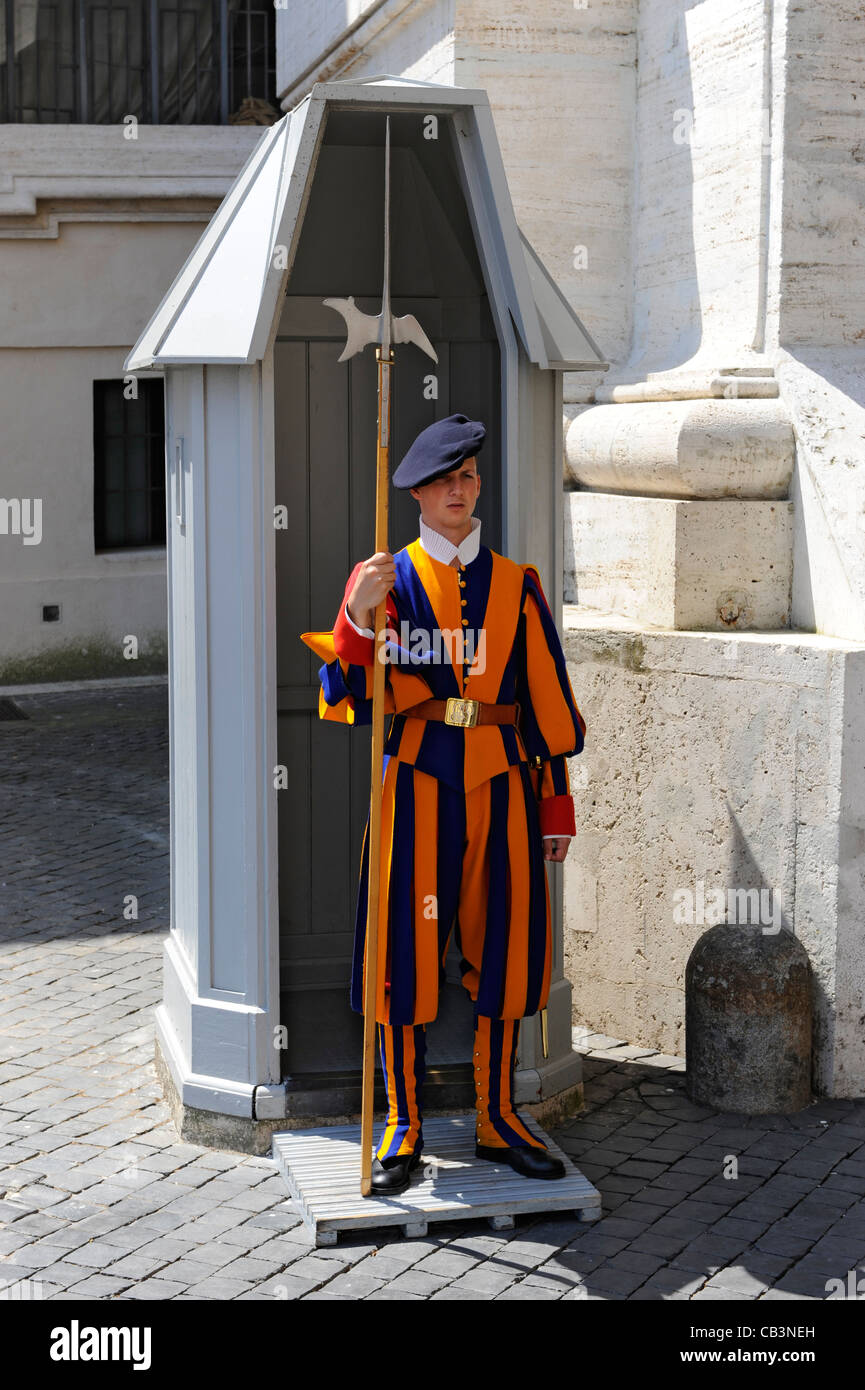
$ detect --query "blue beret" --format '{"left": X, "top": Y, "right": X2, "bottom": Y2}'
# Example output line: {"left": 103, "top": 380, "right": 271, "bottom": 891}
{"left": 392, "top": 413, "right": 486, "bottom": 490}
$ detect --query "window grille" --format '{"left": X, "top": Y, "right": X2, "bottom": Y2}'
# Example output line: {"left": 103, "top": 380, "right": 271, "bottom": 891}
{"left": 93, "top": 377, "right": 166, "bottom": 550}
{"left": 0, "top": 0, "right": 276, "bottom": 123}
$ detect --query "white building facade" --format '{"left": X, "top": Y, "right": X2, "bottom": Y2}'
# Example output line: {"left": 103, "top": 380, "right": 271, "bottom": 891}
{"left": 0, "top": 2, "right": 274, "bottom": 682}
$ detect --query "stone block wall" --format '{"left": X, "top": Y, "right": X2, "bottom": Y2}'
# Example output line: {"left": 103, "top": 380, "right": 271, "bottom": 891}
{"left": 563, "top": 613, "right": 865, "bottom": 1098}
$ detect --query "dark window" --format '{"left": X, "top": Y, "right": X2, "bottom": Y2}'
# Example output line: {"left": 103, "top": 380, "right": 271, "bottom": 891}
{"left": 93, "top": 378, "right": 166, "bottom": 550}
{"left": 0, "top": 0, "right": 277, "bottom": 124}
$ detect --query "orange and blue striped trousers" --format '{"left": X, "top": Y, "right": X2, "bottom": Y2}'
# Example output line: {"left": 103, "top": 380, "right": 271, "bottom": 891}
{"left": 365, "top": 756, "right": 550, "bottom": 1161}
{"left": 352, "top": 756, "right": 553, "bottom": 1027}
{"left": 377, "top": 1014, "right": 544, "bottom": 1159}
{"left": 353, "top": 739, "right": 556, "bottom": 1162}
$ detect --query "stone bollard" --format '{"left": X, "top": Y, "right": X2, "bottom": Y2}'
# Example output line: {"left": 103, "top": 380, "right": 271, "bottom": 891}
{"left": 685, "top": 924, "right": 812, "bottom": 1114}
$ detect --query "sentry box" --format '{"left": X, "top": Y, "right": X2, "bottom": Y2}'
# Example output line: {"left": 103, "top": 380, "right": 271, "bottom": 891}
{"left": 125, "top": 75, "right": 606, "bottom": 1146}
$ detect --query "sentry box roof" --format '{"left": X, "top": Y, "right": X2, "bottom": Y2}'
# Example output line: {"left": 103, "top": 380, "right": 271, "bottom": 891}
{"left": 124, "top": 74, "right": 606, "bottom": 375}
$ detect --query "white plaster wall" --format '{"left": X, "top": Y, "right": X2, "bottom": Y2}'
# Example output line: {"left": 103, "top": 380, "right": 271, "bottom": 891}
{"left": 0, "top": 127, "right": 259, "bottom": 677}
{"left": 0, "top": 216, "right": 204, "bottom": 671}
{"left": 0, "top": 346, "right": 166, "bottom": 664}
{"left": 1, "top": 219, "right": 216, "bottom": 348}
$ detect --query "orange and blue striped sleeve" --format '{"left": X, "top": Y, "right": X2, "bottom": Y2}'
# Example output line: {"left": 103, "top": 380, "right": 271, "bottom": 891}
{"left": 299, "top": 563, "right": 400, "bottom": 725}
{"left": 518, "top": 565, "right": 586, "bottom": 837}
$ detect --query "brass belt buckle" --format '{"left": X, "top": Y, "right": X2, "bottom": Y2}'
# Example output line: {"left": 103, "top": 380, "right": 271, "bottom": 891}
{"left": 445, "top": 696, "right": 479, "bottom": 728}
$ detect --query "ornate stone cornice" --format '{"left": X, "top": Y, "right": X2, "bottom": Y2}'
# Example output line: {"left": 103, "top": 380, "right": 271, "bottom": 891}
{"left": 0, "top": 125, "right": 262, "bottom": 226}
{"left": 0, "top": 196, "right": 220, "bottom": 240}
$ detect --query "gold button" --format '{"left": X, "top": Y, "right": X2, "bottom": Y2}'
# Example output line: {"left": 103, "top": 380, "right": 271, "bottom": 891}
{"left": 462, "top": 618, "right": 468, "bottom": 626}
{"left": 459, "top": 579, "right": 466, "bottom": 588}
{"left": 461, "top": 599, "right": 467, "bottom": 607}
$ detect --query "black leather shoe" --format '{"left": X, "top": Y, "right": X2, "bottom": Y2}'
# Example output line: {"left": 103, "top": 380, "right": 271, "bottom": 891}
{"left": 370, "top": 1151, "right": 422, "bottom": 1195}
{"left": 475, "top": 1144, "right": 566, "bottom": 1180}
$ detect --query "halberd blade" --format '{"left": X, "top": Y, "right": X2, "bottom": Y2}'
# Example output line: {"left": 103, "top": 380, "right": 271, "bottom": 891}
{"left": 322, "top": 298, "right": 438, "bottom": 364}
{"left": 391, "top": 314, "right": 438, "bottom": 363}
{"left": 322, "top": 296, "right": 381, "bottom": 363}
{"left": 322, "top": 114, "right": 437, "bottom": 367}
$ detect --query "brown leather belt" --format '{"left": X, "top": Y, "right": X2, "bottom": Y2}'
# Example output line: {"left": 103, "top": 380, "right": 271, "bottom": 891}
{"left": 400, "top": 697, "right": 520, "bottom": 729}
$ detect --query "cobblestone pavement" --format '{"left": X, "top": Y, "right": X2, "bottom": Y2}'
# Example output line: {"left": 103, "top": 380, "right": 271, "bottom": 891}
{"left": 1, "top": 680, "right": 864, "bottom": 1301}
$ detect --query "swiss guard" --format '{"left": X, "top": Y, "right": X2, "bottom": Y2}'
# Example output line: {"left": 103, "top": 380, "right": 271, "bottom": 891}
{"left": 300, "top": 413, "right": 586, "bottom": 1194}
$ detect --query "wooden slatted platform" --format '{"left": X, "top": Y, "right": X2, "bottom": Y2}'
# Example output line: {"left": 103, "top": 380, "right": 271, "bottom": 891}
{"left": 271, "top": 1112, "right": 602, "bottom": 1246}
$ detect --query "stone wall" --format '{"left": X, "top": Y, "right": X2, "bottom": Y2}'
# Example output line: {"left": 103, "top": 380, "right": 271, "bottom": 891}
{"left": 591, "top": 0, "right": 772, "bottom": 381}
{"left": 773, "top": 0, "right": 865, "bottom": 351}
{"left": 564, "top": 612, "right": 865, "bottom": 1099}
{"left": 277, "top": 0, "right": 459, "bottom": 101}
{"left": 770, "top": 1, "right": 865, "bottom": 643}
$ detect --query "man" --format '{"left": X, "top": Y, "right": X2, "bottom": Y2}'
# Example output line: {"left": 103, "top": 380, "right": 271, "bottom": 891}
{"left": 300, "top": 414, "right": 585, "bottom": 1194}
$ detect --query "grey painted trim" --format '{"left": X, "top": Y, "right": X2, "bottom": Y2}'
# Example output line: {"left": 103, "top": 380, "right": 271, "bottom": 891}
{"left": 164, "top": 366, "right": 211, "bottom": 979}
{"left": 254, "top": 1082, "right": 288, "bottom": 1120}
{"left": 158, "top": 360, "right": 283, "bottom": 1102}
{"left": 518, "top": 228, "right": 609, "bottom": 371}
{"left": 124, "top": 116, "right": 293, "bottom": 371}
{"left": 326, "top": 72, "right": 476, "bottom": 91}
{"left": 469, "top": 102, "right": 548, "bottom": 369}
{"left": 446, "top": 111, "right": 521, "bottom": 556}
{"left": 248, "top": 97, "right": 324, "bottom": 365}
{"left": 155, "top": 1004, "right": 257, "bottom": 1117}
{"left": 312, "top": 78, "right": 489, "bottom": 108}
{"left": 514, "top": 1050, "right": 584, "bottom": 1105}
{"left": 552, "top": 371, "right": 565, "bottom": 617}
{"left": 258, "top": 349, "right": 282, "bottom": 1086}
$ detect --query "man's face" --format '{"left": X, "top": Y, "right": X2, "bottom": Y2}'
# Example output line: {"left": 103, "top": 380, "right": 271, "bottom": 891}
{"left": 410, "top": 456, "right": 481, "bottom": 531}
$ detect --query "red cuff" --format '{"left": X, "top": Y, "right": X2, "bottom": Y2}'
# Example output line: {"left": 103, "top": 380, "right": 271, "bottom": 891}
{"left": 538, "top": 794, "right": 576, "bottom": 838}
{"left": 333, "top": 602, "right": 376, "bottom": 665}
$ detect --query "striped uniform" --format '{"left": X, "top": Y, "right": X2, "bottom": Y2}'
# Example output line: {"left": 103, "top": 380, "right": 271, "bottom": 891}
{"left": 301, "top": 529, "right": 585, "bottom": 1157}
